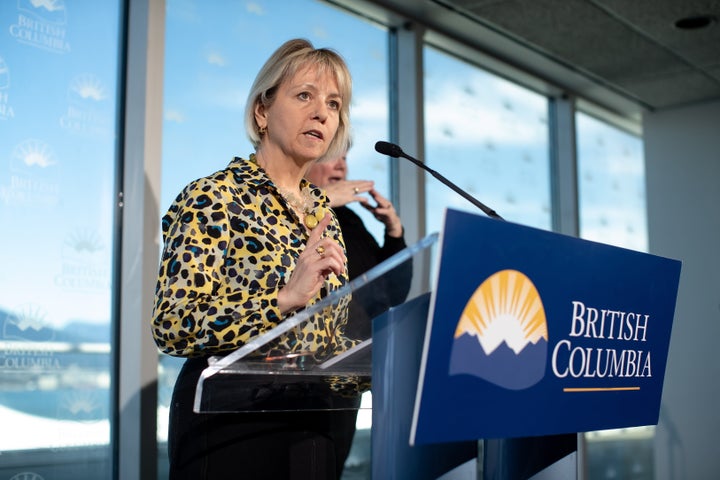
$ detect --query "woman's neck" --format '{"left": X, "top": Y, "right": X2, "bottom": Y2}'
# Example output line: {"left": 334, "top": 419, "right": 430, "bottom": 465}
{"left": 253, "top": 149, "right": 309, "bottom": 194}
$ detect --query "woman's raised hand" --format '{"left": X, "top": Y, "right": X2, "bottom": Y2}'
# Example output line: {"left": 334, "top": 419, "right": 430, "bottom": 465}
{"left": 277, "top": 213, "right": 346, "bottom": 313}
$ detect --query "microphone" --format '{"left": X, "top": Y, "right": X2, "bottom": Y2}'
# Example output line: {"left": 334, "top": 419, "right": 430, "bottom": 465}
{"left": 374, "top": 141, "right": 503, "bottom": 220}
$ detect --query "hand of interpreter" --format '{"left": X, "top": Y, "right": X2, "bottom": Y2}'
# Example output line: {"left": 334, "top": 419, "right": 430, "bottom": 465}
{"left": 361, "top": 189, "right": 403, "bottom": 238}
{"left": 323, "top": 179, "right": 374, "bottom": 208}
{"left": 277, "top": 213, "right": 346, "bottom": 314}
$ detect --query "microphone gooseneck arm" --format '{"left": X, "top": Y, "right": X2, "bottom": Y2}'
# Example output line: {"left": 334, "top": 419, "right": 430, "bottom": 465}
{"left": 374, "top": 141, "right": 503, "bottom": 220}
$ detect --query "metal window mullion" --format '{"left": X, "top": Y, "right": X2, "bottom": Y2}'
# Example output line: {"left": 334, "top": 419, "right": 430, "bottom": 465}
{"left": 390, "top": 22, "right": 428, "bottom": 291}
{"left": 116, "top": 0, "right": 164, "bottom": 478}
{"left": 550, "top": 95, "right": 579, "bottom": 237}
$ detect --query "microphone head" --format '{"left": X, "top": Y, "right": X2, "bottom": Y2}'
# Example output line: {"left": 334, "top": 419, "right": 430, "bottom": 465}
{"left": 374, "top": 141, "right": 403, "bottom": 158}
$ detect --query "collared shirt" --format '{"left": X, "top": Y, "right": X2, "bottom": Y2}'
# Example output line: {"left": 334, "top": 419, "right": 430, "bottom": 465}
{"left": 151, "top": 157, "right": 352, "bottom": 358}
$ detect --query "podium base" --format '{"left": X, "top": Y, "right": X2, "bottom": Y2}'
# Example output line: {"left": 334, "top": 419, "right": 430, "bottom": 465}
{"left": 372, "top": 293, "right": 478, "bottom": 479}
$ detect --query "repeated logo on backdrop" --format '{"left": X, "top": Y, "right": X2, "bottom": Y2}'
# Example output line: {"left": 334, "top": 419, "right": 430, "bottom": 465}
{"left": 61, "top": 73, "right": 112, "bottom": 136}
{"left": 2, "top": 138, "right": 60, "bottom": 208}
{"left": 10, "top": 0, "right": 70, "bottom": 53}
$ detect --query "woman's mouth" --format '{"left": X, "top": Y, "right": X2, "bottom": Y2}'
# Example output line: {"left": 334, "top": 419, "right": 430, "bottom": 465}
{"left": 305, "top": 130, "right": 324, "bottom": 140}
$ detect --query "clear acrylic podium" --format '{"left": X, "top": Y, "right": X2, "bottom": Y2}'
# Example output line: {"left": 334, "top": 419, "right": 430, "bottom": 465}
{"left": 193, "top": 233, "right": 435, "bottom": 415}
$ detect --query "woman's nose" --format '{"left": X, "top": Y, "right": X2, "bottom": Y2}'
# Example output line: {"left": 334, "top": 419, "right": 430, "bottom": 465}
{"left": 312, "top": 101, "right": 328, "bottom": 122}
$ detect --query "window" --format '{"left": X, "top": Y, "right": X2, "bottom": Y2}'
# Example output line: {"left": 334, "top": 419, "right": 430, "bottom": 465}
{"left": 577, "top": 111, "right": 647, "bottom": 251}
{"left": 576, "top": 111, "right": 651, "bottom": 479}
{"left": 423, "top": 45, "right": 551, "bottom": 235}
{"left": 0, "top": 2, "right": 122, "bottom": 478}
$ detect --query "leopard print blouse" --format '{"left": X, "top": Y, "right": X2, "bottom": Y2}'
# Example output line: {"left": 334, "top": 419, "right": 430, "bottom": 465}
{"left": 151, "top": 156, "right": 354, "bottom": 360}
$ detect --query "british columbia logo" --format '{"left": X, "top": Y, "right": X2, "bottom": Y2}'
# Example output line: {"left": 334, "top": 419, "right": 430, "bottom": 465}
{"left": 449, "top": 269, "right": 548, "bottom": 390}
{"left": 449, "top": 268, "right": 653, "bottom": 393}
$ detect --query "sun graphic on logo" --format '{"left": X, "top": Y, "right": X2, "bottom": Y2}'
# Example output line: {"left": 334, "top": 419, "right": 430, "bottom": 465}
{"left": 60, "top": 389, "right": 104, "bottom": 422}
{"left": 3, "top": 304, "right": 54, "bottom": 342}
{"left": 61, "top": 229, "right": 106, "bottom": 266}
{"left": 65, "top": 229, "right": 104, "bottom": 254}
{"left": 449, "top": 269, "right": 548, "bottom": 390}
{"left": 69, "top": 73, "right": 107, "bottom": 102}
{"left": 11, "top": 139, "right": 56, "bottom": 171}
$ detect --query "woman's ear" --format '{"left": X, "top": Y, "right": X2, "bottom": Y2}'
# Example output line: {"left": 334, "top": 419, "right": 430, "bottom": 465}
{"left": 254, "top": 102, "right": 268, "bottom": 131}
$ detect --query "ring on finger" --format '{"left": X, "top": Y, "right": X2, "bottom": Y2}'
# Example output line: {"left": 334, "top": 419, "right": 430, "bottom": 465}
{"left": 316, "top": 245, "right": 326, "bottom": 257}
{"left": 353, "top": 187, "right": 359, "bottom": 194}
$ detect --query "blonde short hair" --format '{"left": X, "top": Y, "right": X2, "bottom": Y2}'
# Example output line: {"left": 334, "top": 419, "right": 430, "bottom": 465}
{"left": 244, "top": 38, "right": 352, "bottom": 161}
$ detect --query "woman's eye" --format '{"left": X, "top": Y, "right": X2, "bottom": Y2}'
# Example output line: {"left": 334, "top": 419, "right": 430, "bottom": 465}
{"left": 298, "top": 92, "right": 310, "bottom": 100}
{"left": 328, "top": 100, "right": 340, "bottom": 110}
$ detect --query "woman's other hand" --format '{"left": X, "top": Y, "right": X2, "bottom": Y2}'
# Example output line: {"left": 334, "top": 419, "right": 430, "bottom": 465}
{"left": 323, "top": 179, "right": 374, "bottom": 208}
{"left": 362, "top": 189, "right": 403, "bottom": 238}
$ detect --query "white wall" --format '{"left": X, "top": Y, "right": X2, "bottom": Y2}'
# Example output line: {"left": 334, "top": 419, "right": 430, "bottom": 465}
{"left": 644, "top": 99, "right": 720, "bottom": 480}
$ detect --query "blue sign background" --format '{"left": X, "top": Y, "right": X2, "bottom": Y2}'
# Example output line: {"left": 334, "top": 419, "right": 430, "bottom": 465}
{"left": 411, "top": 208, "right": 682, "bottom": 445}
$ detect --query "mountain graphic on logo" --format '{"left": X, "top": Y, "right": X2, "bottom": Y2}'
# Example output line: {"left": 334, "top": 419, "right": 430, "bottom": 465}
{"left": 449, "top": 269, "right": 548, "bottom": 390}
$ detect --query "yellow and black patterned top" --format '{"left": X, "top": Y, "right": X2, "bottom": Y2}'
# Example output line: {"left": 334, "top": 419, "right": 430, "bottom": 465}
{"left": 151, "top": 156, "right": 354, "bottom": 359}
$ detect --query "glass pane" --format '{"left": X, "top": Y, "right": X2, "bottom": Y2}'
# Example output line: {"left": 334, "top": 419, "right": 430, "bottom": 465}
{"left": 577, "top": 113, "right": 651, "bottom": 478}
{"left": 577, "top": 112, "right": 647, "bottom": 252}
{"left": 0, "top": 1, "right": 122, "bottom": 478}
{"left": 160, "top": 1, "right": 389, "bottom": 477}
{"left": 585, "top": 426, "right": 655, "bottom": 479}
{"left": 424, "top": 46, "right": 551, "bottom": 235}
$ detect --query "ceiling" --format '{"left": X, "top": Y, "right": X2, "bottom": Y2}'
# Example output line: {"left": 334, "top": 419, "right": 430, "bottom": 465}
{"left": 356, "top": 0, "right": 720, "bottom": 120}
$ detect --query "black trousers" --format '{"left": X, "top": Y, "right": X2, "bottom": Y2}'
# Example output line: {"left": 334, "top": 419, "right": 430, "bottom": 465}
{"left": 167, "top": 357, "right": 360, "bottom": 480}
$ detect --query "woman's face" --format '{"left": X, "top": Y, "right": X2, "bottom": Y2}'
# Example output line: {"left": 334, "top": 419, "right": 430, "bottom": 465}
{"left": 305, "top": 153, "right": 347, "bottom": 187}
{"left": 256, "top": 65, "right": 342, "bottom": 163}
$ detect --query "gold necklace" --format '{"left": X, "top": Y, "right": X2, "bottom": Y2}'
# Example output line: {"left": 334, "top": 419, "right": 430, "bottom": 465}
{"left": 249, "top": 154, "right": 319, "bottom": 229}
{"left": 276, "top": 186, "right": 319, "bottom": 229}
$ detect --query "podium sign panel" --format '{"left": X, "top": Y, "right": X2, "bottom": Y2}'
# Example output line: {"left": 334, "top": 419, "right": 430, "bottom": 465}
{"left": 411, "top": 208, "right": 681, "bottom": 445}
